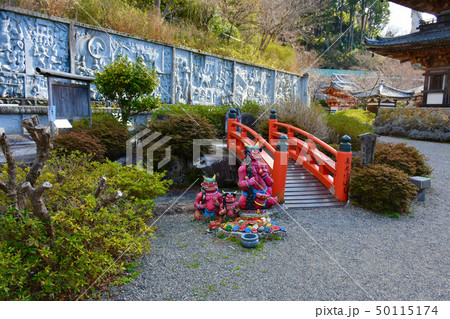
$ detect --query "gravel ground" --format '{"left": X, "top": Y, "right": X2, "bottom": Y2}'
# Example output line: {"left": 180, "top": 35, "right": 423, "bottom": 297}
{"left": 104, "top": 136, "right": 449, "bottom": 301}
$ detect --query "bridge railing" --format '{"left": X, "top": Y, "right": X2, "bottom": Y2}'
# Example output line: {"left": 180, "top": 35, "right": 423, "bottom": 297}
{"left": 227, "top": 109, "right": 289, "bottom": 202}
{"left": 268, "top": 109, "right": 352, "bottom": 202}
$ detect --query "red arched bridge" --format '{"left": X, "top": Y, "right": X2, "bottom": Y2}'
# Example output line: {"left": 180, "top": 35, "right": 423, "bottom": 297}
{"left": 226, "top": 109, "right": 352, "bottom": 208}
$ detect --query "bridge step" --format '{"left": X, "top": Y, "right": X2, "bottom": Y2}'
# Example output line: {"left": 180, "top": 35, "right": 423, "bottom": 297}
{"left": 282, "top": 159, "right": 345, "bottom": 209}
{"left": 285, "top": 201, "right": 346, "bottom": 209}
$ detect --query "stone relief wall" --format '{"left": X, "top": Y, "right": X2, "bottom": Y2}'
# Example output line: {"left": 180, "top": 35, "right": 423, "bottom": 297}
{"left": 234, "top": 63, "right": 275, "bottom": 105}
{"left": 0, "top": 10, "right": 69, "bottom": 100}
{"left": 0, "top": 8, "right": 308, "bottom": 106}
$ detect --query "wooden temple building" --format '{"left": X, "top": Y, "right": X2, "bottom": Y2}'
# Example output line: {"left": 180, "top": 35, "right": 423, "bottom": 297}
{"left": 322, "top": 74, "right": 414, "bottom": 113}
{"left": 321, "top": 74, "right": 359, "bottom": 112}
{"left": 355, "top": 81, "right": 415, "bottom": 113}
{"left": 366, "top": 0, "right": 450, "bottom": 108}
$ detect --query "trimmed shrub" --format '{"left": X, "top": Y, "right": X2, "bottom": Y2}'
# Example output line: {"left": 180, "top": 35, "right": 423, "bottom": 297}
{"left": 73, "top": 113, "right": 130, "bottom": 160}
{"left": 338, "top": 109, "right": 375, "bottom": 125}
{"left": 239, "top": 100, "right": 266, "bottom": 119}
{"left": 151, "top": 101, "right": 265, "bottom": 138}
{"left": 374, "top": 142, "right": 433, "bottom": 177}
{"left": 147, "top": 113, "right": 217, "bottom": 162}
{"left": 0, "top": 152, "right": 170, "bottom": 300}
{"left": 94, "top": 55, "right": 159, "bottom": 125}
{"left": 152, "top": 103, "right": 228, "bottom": 137}
{"left": 53, "top": 131, "right": 106, "bottom": 162}
{"left": 349, "top": 164, "right": 417, "bottom": 215}
{"left": 326, "top": 112, "right": 373, "bottom": 151}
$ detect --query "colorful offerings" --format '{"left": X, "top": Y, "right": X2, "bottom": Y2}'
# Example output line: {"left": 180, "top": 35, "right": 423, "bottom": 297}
{"left": 210, "top": 217, "right": 286, "bottom": 233}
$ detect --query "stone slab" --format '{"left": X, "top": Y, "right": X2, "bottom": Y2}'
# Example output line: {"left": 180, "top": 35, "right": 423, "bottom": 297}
{"left": 408, "top": 176, "right": 431, "bottom": 189}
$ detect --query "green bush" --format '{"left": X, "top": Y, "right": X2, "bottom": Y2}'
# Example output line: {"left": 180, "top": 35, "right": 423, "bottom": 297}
{"left": 337, "top": 109, "right": 375, "bottom": 125}
{"left": 94, "top": 55, "right": 160, "bottom": 125}
{"left": 152, "top": 103, "right": 228, "bottom": 137}
{"left": 147, "top": 113, "right": 217, "bottom": 162}
{"left": 73, "top": 113, "right": 130, "bottom": 160}
{"left": 326, "top": 112, "right": 373, "bottom": 151}
{"left": 151, "top": 101, "right": 266, "bottom": 138}
{"left": 0, "top": 152, "right": 170, "bottom": 300}
{"left": 53, "top": 131, "right": 106, "bottom": 162}
{"left": 349, "top": 164, "right": 417, "bottom": 215}
{"left": 239, "top": 99, "right": 266, "bottom": 119}
{"left": 374, "top": 142, "right": 433, "bottom": 177}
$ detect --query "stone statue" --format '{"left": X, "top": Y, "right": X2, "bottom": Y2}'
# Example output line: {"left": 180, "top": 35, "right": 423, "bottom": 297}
{"left": 237, "top": 144, "right": 278, "bottom": 210}
{"left": 194, "top": 175, "right": 223, "bottom": 221}
{"left": 219, "top": 191, "right": 239, "bottom": 220}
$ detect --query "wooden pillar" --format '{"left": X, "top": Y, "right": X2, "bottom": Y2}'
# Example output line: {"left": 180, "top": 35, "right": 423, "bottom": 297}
{"left": 268, "top": 109, "right": 277, "bottom": 148}
{"left": 227, "top": 108, "right": 237, "bottom": 149}
{"left": 272, "top": 134, "right": 288, "bottom": 203}
{"left": 334, "top": 135, "right": 352, "bottom": 202}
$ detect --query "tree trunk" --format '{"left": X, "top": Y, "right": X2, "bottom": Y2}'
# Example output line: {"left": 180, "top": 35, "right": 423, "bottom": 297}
{"left": 0, "top": 133, "right": 18, "bottom": 207}
{"left": 21, "top": 181, "right": 55, "bottom": 241}
{"left": 154, "top": 0, "right": 161, "bottom": 16}
{"left": 22, "top": 115, "right": 52, "bottom": 187}
{"left": 349, "top": 6, "right": 354, "bottom": 50}
{"left": 339, "top": 0, "right": 343, "bottom": 37}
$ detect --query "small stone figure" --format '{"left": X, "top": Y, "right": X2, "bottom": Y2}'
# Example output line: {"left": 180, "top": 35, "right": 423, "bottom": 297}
{"left": 237, "top": 144, "right": 278, "bottom": 210}
{"left": 194, "top": 175, "right": 223, "bottom": 222}
{"left": 219, "top": 191, "right": 239, "bottom": 220}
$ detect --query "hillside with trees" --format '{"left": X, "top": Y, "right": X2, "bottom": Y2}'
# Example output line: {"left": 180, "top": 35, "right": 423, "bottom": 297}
{"left": 3, "top": 0, "right": 420, "bottom": 79}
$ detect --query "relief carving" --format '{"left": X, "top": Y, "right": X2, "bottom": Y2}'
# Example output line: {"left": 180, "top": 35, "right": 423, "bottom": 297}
{"left": 175, "top": 57, "right": 190, "bottom": 103}
{"left": 0, "top": 10, "right": 307, "bottom": 105}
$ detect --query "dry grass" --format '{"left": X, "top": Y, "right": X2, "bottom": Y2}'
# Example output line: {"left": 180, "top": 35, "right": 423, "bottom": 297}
{"left": 258, "top": 99, "right": 333, "bottom": 142}
{"left": 9, "top": 0, "right": 303, "bottom": 73}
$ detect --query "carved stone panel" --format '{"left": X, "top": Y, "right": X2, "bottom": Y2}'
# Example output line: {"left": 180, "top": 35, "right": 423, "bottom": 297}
{"left": 234, "top": 63, "right": 274, "bottom": 105}
{"left": 276, "top": 72, "right": 297, "bottom": 103}
{"left": 0, "top": 10, "right": 70, "bottom": 99}
{"left": 0, "top": 8, "right": 308, "bottom": 106}
{"left": 174, "top": 49, "right": 191, "bottom": 104}
{"left": 73, "top": 26, "right": 171, "bottom": 102}
{"left": 189, "top": 54, "right": 233, "bottom": 105}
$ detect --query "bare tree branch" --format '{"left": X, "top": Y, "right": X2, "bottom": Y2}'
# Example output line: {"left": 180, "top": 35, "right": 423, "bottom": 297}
{"left": 95, "top": 191, "right": 123, "bottom": 212}
{"left": 0, "top": 132, "right": 18, "bottom": 205}
{"left": 22, "top": 115, "right": 52, "bottom": 187}
{"left": 21, "top": 181, "right": 55, "bottom": 241}
{"left": 95, "top": 176, "right": 107, "bottom": 198}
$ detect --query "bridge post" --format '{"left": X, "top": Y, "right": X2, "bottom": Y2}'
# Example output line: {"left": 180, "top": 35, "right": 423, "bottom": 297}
{"left": 272, "top": 134, "right": 289, "bottom": 203}
{"left": 227, "top": 108, "right": 237, "bottom": 149}
{"left": 335, "top": 135, "right": 352, "bottom": 202}
{"left": 268, "top": 109, "right": 278, "bottom": 147}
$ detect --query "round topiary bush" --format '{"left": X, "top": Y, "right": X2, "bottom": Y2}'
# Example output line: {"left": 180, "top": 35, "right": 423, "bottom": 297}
{"left": 349, "top": 164, "right": 417, "bottom": 215}
{"left": 53, "top": 131, "right": 106, "bottom": 162}
{"left": 374, "top": 142, "right": 433, "bottom": 176}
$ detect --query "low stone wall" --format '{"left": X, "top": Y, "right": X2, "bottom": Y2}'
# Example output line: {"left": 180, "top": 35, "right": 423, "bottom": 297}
{"left": 372, "top": 108, "right": 450, "bottom": 142}
{"left": 0, "top": 105, "right": 150, "bottom": 134}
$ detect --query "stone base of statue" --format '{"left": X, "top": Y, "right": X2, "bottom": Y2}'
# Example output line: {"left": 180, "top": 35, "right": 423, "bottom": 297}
{"left": 239, "top": 209, "right": 276, "bottom": 218}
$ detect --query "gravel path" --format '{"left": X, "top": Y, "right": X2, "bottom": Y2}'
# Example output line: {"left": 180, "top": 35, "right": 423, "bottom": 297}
{"left": 104, "top": 137, "right": 449, "bottom": 301}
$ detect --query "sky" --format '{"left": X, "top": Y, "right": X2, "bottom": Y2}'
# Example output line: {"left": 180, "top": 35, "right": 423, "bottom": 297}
{"left": 383, "top": 1, "right": 436, "bottom": 36}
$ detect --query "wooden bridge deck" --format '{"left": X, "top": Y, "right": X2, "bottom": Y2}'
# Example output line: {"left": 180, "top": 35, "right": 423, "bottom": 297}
{"left": 283, "top": 159, "right": 345, "bottom": 209}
